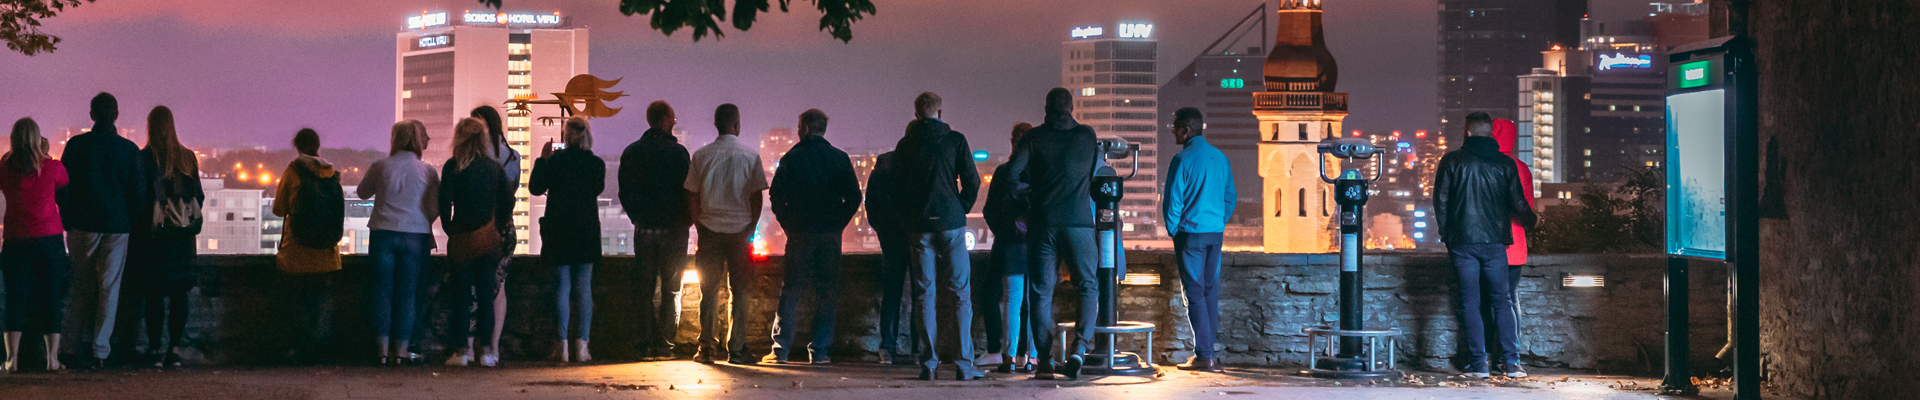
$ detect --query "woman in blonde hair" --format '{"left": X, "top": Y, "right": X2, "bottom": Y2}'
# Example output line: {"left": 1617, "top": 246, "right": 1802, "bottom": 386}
{"left": 129, "top": 106, "right": 205, "bottom": 367}
{"left": 1, "top": 117, "right": 70, "bottom": 372}
{"left": 357, "top": 120, "right": 439, "bottom": 365}
{"left": 528, "top": 116, "right": 605, "bottom": 362}
{"left": 437, "top": 117, "right": 513, "bottom": 367}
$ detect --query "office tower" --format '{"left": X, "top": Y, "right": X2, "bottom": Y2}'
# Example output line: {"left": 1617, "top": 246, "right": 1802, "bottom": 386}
{"left": 1159, "top": 4, "right": 1268, "bottom": 247}
{"left": 1438, "top": 0, "right": 1587, "bottom": 136}
{"left": 1064, "top": 21, "right": 1162, "bottom": 238}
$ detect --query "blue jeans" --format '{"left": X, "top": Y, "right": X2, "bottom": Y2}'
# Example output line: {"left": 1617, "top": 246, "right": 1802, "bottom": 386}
{"left": 983, "top": 237, "right": 1034, "bottom": 358}
{"left": 911, "top": 228, "right": 976, "bottom": 371}
{"left": 369, "top": 230, "right": 430, "bottom": 342}
{"left": 1174, "top": 232, "right": 1224, "bottom": 359}
{"left": 68, "top": 230, "right": 129, "bottom": 359}
{"left": 1028, "top": 227, "right": 1099, "bottom": 366}
{"left": 771, "top": 232, "right": 842, "bottom": 358}
{"left": 556, "top": 263, "right": 594, "bottom": 340}
{"left": 1449, "top": 243, "right": 1519, "bottom": 364}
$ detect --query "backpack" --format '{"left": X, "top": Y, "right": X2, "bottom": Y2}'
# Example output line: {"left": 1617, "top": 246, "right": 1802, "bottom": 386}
{"left": 287, "top": 164, "right": 345, "bottom": 249}
{"left": 151, "top": 173, "right": 204, "bottom": 236}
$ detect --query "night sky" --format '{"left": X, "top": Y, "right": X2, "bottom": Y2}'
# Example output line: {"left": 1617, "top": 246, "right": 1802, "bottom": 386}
{"left": 0, "top": 0, "right": 1649, "bottom": 156}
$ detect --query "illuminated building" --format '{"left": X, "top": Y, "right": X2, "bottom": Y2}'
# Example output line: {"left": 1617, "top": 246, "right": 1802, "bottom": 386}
{"left": 1253, "top": 0, "right": 1344, "bottom": 253}
{"left": 1158, "top": 4, "right": 1268, "bottom": 247}
{"left": 197, "top": 179, "right": 265, "bottom": 255}
{"left": 395, "top": 9, "right": 587, "bottom": 254}
{"left": 1064, "top": 21, "right": 1162, "bottom": 239}
{"left": 1517, "top": 10, "right": 1671, "bottom": 185}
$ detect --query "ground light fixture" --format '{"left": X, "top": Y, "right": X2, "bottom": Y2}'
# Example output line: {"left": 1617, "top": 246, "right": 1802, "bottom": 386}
{"left": 1560, "top": 273, "right": 1606, "bottom": 289}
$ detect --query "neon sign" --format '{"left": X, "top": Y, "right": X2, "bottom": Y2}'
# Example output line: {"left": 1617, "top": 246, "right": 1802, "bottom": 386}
{"left": 417, "top": 35, "right": 451, "bottom": 49}
{"left": 1118, "top": 23, "right": 1154, "bottom": 39}
{"left": 1598, "top": 53, "right": 1653, "bottom": 71}
{"left": 1071, "top": 26, "right": 1103, "bottom": 38}
{"left": 1220, "top": 78, "right": 1245, "bottom": 89}
{"left": 407, "top": 12, "right": 448, "bottom": 30}
{"left": 463, "top": 12, "right": 562, "bottom": 25}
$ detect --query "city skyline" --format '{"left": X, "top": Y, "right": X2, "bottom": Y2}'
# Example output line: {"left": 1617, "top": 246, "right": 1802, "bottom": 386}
{"left": 1, "top": 0, "right": 1653, "bottom": 157}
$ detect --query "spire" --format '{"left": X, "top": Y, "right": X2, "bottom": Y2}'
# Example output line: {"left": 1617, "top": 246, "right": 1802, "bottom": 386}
{"left": 1264, "top": 0, "right": 1338, "bottom": 92}
{"left": 1279, "top": 0, "right": 1322, "bottom": 11}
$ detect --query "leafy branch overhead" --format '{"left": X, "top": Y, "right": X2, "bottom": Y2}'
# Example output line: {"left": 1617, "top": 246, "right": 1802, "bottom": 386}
{"left": 479, "top": 0, "right": 876, "bottom": 42}
{"left": 1, "top": 0, "right": 92, "bottom": 56}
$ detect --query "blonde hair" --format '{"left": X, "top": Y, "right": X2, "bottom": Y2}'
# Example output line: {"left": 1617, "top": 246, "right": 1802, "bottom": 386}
{"left": 6, "top": 118, "right": 48, "bottom": 176}
{"left": 146, "top": 106, "right": 199, "bottom": 178}
{"left": 450, "top": 117, "right": 489, "bottom": 170}
{"left": 563, "top": 116, "right": 593, "bottom": 151}
{"left": 390, "top": 119, "right": 427, "bottom": 157}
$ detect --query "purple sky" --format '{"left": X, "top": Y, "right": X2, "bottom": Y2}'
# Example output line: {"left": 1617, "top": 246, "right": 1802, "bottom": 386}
{"left": 0, "top": 0, "right": 1649, "bottom": 156}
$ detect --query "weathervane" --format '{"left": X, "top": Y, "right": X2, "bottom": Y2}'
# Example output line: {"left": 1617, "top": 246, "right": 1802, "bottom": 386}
{"left": 505, "top": 74, "right": 628, "bottom": 125}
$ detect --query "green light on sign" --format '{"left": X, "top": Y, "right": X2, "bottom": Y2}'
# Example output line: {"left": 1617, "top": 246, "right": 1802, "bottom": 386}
{"left": 1220, "top": 78, "right": 1245, "bottom": 89}
{"left": 1678, "top": 60, "right": 1712, "bottom": 89}
{"left": 972, "top": 150, "right": 989, "bottom": 162}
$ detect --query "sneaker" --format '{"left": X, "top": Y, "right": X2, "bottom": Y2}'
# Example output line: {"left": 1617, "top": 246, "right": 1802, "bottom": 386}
{"left": 955, "top": 368, "right": 985, "bottom": 381}
{"left": 917, "top": 368, "right": 935, "bottom": 381}
{"left": 975, "top": 352, "right": 1005, "bottom": 366}
{"left": 445, "top": 350, "right": 472, "bottom": 367}
{"left": 810, "top": 354, "right": 832, "bottom": 365}
{"left": 480, "top": 352, "right": 500, "bottom": 367}
{"left": 1061, "top": 355, "right": 1084, "bottom": 380}
{"left": 765, "top": 350, "right": 790, "bottom": 364}
{"left": 727, "top": 353, "right": 759, "bottom": 365}
{"left": 1503, "top": 362, "right": 1528, "bottom": 378}
{"left": 1462, "top": 361, "right": 1491, "bottom": 379}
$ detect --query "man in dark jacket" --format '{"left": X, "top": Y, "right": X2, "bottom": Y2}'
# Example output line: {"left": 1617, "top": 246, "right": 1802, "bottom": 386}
{"left": 864, "top": 151, "right": 917, "bottom": 365}
{"left": 893, "top": 92, "right": 986, "bottom": 380}
{"left": 1432, "top": 111, "right": 1539, "bottom": 379}
{"left": 767, "top": 109, "right": 862, "bottom": 364}
{"left": 619, "top": 101, "right": 693, "bottom": 361}
{"left": 1001, "top": 88, "right": 1101, "bottom": 380}
{"left": 58, "top": 92, "right": 148, "bottom": 369}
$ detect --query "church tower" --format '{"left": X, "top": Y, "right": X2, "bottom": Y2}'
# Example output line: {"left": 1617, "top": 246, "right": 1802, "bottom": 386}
{"left": 1255, "top": 0, "right": 1346, "bottom": 253}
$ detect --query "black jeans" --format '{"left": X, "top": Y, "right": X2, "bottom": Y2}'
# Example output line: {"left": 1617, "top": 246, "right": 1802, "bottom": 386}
{"left": 1449, "top": 243, "right": 1519, "bottom": 364}
{"left": 875, "top": 231, "right": 915, "bottom": 356}
{"left": 2, "top": 234, "right": 70, "bottom": 334}
{"left": 280, "top": 271, "right": 335, "bottom": 359}
{"left": 1027, "top": 227, "right": 1099, "bottom": 366}
{"left": 695, "top": 225, "right": 753, "bottom": 357}
{"left": 446, "top": 254, "right": 502, "bottom": 346}
{"left": 632, "top": 228, "right": 690, "bottom": 351}
{"left": 771, "top": 232, "right": 842, "bottom": 358}
{"left": 1174, "top": 232, "right": 1224, "bottom": 359}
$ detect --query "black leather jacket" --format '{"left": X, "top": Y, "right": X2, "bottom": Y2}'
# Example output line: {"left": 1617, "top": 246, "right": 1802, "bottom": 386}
{"left": 1433, "top": 136, "right": 1538, "bottom": 245}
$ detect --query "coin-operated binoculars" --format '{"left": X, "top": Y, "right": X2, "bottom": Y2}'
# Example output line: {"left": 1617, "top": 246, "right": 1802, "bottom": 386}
{"left": 1302, "top": 137, "right": 1403, "bottom": 379}
{"left": 1075, "top": 137, "right": 1155, "bottom": 376}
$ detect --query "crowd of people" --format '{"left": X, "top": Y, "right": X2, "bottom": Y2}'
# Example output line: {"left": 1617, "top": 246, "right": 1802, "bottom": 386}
{"left": 0, "top": 90, "right": 1537, "bottom": 382}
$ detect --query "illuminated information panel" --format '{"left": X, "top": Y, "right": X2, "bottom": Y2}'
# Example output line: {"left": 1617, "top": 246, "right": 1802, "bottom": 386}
{"left": 1665, "top": 57, "right": 1726, "bottom": 259}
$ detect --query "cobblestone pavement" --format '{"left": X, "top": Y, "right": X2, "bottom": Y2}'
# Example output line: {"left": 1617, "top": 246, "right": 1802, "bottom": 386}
{"left": 0, "top": 361, "right": 1794, "bottom": 400}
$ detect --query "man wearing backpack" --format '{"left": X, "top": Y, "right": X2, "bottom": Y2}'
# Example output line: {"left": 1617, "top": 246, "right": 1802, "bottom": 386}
{"left": 272, "top": 128, "right": 345, "bottom": 364}
{"left": 58, "top": 93, "right": 148, "bottom": 369}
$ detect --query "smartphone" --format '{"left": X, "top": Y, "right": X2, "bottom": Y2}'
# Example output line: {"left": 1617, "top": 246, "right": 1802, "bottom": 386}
{"left": 551, "top": 142, "right": 567, "bottom": 151}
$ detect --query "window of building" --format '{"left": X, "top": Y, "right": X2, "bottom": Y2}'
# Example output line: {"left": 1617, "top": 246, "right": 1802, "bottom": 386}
{"left": 209, "top": 199, "right": 218, "bottom": 207}
{"left": 226, "top": 212, "right": 235, "bottom": 221}
{"left": 1298, "top": 123, "right": 1308, "bottom": 141}
{"left": 1298, "top": 189, "right": 1307, "bottom": 217}
{"left": 208, "top": 239, "right": 219, "bottom": 250}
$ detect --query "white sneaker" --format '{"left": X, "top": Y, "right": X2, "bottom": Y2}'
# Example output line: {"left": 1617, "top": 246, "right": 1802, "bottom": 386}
{"left": 445, "top": 350, "right": 472, "bottom": 367}
{"left": 480, "top": 350, "right": 500, "bottom": 367}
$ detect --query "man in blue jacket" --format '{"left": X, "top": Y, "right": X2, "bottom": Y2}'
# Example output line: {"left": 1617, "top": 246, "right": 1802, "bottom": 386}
{"left": 58, "top": 92, "right": 148, "bottom": 369}
{"left": 767, "top": 109, "right": 862, "bottom": 364}
{"left": 1161, "top": 107, "right": 1236, "bottom": 372}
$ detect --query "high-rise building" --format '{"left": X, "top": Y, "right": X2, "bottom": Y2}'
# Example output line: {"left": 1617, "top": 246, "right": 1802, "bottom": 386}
{"left": 1437, "top": 0, "right": 1587, "bottom": 136}
{"left": 1159, "top": 4, "right": 1268, "bottom": 247}
{"left": 395, "top": 9, "right": 588, "bottom": 254}
{"left": 197, "top": 179, "right": 264, "bottom": 254}
{"left": 1255, "top": 0, "right": 1345, "bottom": 253}
{"left": 1063, "top": 21, "right": 1161, "bottom": 238}
{"left": 1518, "top": 14, "right": 1668, "bottom": 185}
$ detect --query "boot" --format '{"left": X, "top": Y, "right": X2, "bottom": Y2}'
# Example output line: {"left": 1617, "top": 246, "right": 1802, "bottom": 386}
{"left": 555, "top": 340, "right": 572, "bottom": 363}
{"left": 573, "top": 339, "right": 591, "bottom": 363}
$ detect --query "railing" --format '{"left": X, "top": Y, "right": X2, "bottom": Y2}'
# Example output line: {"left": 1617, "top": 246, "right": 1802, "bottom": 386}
{"left": 1253, "top": 92, "right": 1348, "bottom": 111}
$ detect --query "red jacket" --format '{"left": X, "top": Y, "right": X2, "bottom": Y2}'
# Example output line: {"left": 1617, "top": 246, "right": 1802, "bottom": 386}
{"left": 1492, "top": 119, "right": 1535, "bottom": 265}
{"left": 0, "top": 159, "right": 70, "bottom": 239}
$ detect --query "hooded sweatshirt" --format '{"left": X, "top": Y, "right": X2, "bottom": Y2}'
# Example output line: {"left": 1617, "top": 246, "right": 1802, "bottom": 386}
{"left": 274, "top": 155, "right": 343, "bottom": 273}
{"left": 1491, "top": 119, "right": 1536, "bottom": 264}
{"left": 1004, "top": 111, "right": 1099, "bottom": 229}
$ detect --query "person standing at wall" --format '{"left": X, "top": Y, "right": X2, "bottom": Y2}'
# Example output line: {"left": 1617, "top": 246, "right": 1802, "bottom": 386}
{"left": 468, "top": 106, "right": 520, "bottom": 366}
{"left": 1161, "top": 107, "right": 1236, "bottom": 372}
{"left": 529, "top": 117, "right": 606, "bottom": 363}
{"left": 58, "top": 92, "right": 147, "bottom": 369}
{"left": 980, "top": 122, "right": 1036, "bottom": 373}
{"left": 767, "top": 109, "right": 861, "bottom": 365}
{"left": 684, "top": 104, "right": 768, "bottom": 365}
{"left": 438, "top": 118, "right": 514, "bottom": 367}
{"left": 1488, "top": 118, "right": 1536, "bottom": 376}
{"left": 1002, "top": 87, "right": 1101, "bottom": 380}
{"left": 864, "top": 150, "right": 917, "bottom": 365}
{"left": 894, "top": 92, "right": 985, "bottom": 381}
{"left": 2, "top": 118, "right": 71, "bottom": 372}
{"left": 358, "top": 120, "right": 438, "bottom": 366}
{"left": 129, "top": 106, "right": 206, "bottom": 368}
{"left": 273, "top": 128, "right": 345, "bottom": 365}
{"left": 619, "top": 101, "right": 694, "bottom": 362}
{"left": 1432, "top": 112, "right": 1538, "bottom": 379}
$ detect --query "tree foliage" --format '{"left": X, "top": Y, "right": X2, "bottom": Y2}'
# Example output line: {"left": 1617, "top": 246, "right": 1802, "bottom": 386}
{"left": 1, "top": 0, "right": 91, "bottom": 56}
{"left": 480, "top": 0, "right": 876, "bottom": 42}
{"left": 1532, "top": 164, "right": 1666, "bottom": 254}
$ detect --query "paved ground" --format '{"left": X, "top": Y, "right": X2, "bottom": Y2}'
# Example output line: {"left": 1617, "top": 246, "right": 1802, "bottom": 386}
{"left": 0, "top": 361, "right": 1795, "bottom": 400}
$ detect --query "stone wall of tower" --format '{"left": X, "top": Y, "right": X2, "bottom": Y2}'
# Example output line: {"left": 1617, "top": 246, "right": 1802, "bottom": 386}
{"left": 1256, "top": 112, "right": 1342, "bottom": 253}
